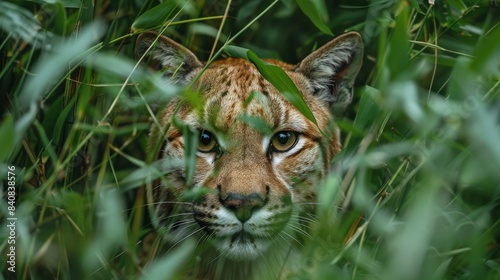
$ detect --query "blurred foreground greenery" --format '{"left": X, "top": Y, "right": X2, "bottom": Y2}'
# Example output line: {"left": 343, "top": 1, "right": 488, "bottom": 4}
{"left": 1, "top": 0, "right": 499, "bottom": 279}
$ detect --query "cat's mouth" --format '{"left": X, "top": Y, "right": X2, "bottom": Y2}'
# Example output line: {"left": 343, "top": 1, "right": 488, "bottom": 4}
{"left": 230, "top": 231, "right": 254, "bottom": 244}
{"left": 215, "top": 230, "right": 267, "bottom": 260}
{"left": 193, "top": 203, "right": 294, "bottom": 260}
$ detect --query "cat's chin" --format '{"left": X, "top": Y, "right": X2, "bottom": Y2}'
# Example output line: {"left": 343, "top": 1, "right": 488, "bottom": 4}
{"left": 214, "top": 233, "right": 272, "bottom": 261}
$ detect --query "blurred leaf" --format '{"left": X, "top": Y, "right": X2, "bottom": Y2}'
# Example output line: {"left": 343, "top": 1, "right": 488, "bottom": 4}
{"left": 447, "top": 0, "right": 468, "bottom": 13}
{"left": 317, "top": 174, "right": 341, "bottom": 217}
{"left": 31, "top": 0, "right": 81, "bottom": 8}
{"left": 87, "top": 52, "right": 144, "bottom": 80}
{"left": 237, "top": 0, "right": 263, "bottom": 22}
{"left": 408, "top": 0, "right": 425, "bottom": 14}
{"left": 224, "top": 45, "right": 318, "bottom": 127}
{"left": 170, "top": 116, "right": 198, "bottom": 186}
{"left": 77, "top": 123, "right": 150, "bottom": 136}
{"left": 447, "top": 57, "right": 477, "bottom": 100}
{"left": 19, "top": 21, "right": 105, "bottom": 109}
{"left": 467, "top": 104, "right": 500, "bottom": 172}
{"left": 362, "top": 141, "right": 416, "bottom": 168}
{"left": 382, "top": 175, "right": 442, "bottom": 280}
{"left": 0, "top": 115, "right": 15, "bottom": 162}
{"left": 140, "top": 239, "right": 195, "bottom": 280}
{"left": 61, "top": 0, "right": 80, "bottom": 8}
{"left": 0, "top": 2, "right": 51, "bottom": 47}
{"left": 120, "top": 167, "right": 157, "bottom": 190}
{"left": 14, "top": 103, "right": 38, "bottom": 144}
{"left": 472, "top": 26, "right": 500, "bottom": 75}
{"left": 13, "top": 22, "right": 104, "bottom": 156}
{"left": 52, "top": 94, "right": 76, "bottom": 145}
{"left": 62, "top": 192, "right": 86, "bottom": 232}
{"left": 83, "top": 189, "right": 127, "bottom": 272}
{"left": 296, "top": 0, "right": 333, "bottom": 35}
{"left": 131, "top": 0, "right": 183, "bottom": 31}
{"left": 182, "top": 123, "right": 198, "bottom": 186}
{"left": 120, "top": 161, "right": 175, "bottom": 191}
{"left": 387, "top": 80, "right": 423, "bottom": 123}
{"left": 353, "top": 86, "right": 381, "bottom": 131}
{"left": 188, "top": 23, "right": 228, "bottom": 42}
{"left": 181, "top": 89, "right": 204, "bottom": 115}
{"left": 237, "top": 114, "right": 273, "bottom": 135}
{"left": 99, "top": 190, "right": 126, "bottom": 236}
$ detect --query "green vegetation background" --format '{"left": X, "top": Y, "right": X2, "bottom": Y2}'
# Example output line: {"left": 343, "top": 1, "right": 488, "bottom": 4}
{"left": 1, "top": 0, "right": 499, "bottom": 279}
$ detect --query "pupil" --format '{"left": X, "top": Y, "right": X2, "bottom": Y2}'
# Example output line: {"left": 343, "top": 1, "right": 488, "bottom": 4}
{"left": 200, "top": 132, "right": 211, "bottom": 145}
{"left": 278, "top": 132, "right": 289, "bottom": 144}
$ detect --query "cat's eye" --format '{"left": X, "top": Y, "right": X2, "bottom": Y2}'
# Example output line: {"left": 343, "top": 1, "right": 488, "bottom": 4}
{"left": 198, "top": 130, "right": 218, "bottom": 153}
{"left": 270, "top": 131, "right": 299, "bottom": 153}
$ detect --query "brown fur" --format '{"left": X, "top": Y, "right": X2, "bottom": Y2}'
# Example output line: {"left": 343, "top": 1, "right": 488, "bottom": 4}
{"left": 136, "top": 31, "right": 363, "bottom": 279}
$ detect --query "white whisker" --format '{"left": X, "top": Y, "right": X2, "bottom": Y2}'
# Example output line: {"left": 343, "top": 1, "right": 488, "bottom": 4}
{"left": 277, "top": 232, "right": 294, "bottom": 248}
{"left": 206, "top": 250, "right": 223, "bottom": 266}
{"left": 280, "top": 230, "right": 304, "bottom": 247}
{"left": 165, "top": 226, "right": 207, "bottom": 255}
{"left": 286, "top": 223, "right": 312, "bottom": 239}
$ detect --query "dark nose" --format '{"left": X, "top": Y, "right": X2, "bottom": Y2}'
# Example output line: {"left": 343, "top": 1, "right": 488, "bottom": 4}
{"left": 220, "top": 193, "right": 266, "bottom": 223}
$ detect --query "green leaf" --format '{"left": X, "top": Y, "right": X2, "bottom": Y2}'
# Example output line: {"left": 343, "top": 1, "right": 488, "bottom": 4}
{"left": 471, "top": 26, "right": 500, "bottom": 75}
{"left": 53, "top": 3, "right": 68, "bottom": 35}
{"left": 188, "top": 23, "right": 228, "bottom": 42}
{"left": 62, "top": 192, "right": 86, "bottom": 232}
{"left": 296, "top": 0, "right": 333, "bottom": 36}
{"left": 87, "top": 52, "right": 144, "bottom": 80}
{"left": 238, "top": 114, "right": 273, "bottom": 135}
{"left": 61, "top": 0, "right": 80, "bottom": 8}
{"left": 15, "top": 22, "right": 104, "bottom": 148}
{"left": 447, "top": 0, "right": 468, "bottom": 13}
{"left": 237, "top": 0, "right": 263, "bottom": 22}
{"left": 0, "top": 2, "right": 50, "bottom": 46}
{"left": 387, "top": 2, "right": 410, "bottom": 78}
{"left": 52, "top": 94, "right": 77, "bottom": 146}
{"left": 171, "top": 116, "right": 198, "bottom": 186}
{"left": 31, "top": 0, "right": 81, "bottom": 7}
{"left": 78, "top": 0, "right": 94, "bottom": 25}
{"left": 140, "top": 239, "right": 195, "bottom": 280}
{"left": 132, "top": 0, "right": 183, "bottom": 31}
{"left": 353, "top": 86, "right": 381, "bottom": 131}
{"left": 224, "top": 45, "right": 318, "bottom": 127}
{"left": 19, "top": 21, "right": 105, "bottom": 109}
{"left": 83, "top": 189, "right": 127, "bottom": 272}
{"left": 0, "top": 115, "right": 15, "bottom": 162}
{"left": 387, "top": 81, "right": 423, "bottom": 123}
{"left": 14, "top": 104, "right": 38, "bottom": 144}
{"left": 120, "top": 163, "right": 168, "bottom": 191}
{"left": 183, "top": 124, "right": 198, "bottom": 186}
{"left": 408, "top": 0, "right": 425, "bottom": 14}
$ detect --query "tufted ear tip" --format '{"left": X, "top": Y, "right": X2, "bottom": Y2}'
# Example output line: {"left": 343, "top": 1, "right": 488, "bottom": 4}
{"left": 135, "top": 31, "right": 203, "bottom": 84}
{"left": 298, "top": 32, "right": 364, "bottom": 116}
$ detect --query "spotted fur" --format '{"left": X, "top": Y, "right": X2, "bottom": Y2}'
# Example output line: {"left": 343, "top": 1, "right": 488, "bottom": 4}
{"left": 136, "top": 31, "right": 363, "bottom": 279}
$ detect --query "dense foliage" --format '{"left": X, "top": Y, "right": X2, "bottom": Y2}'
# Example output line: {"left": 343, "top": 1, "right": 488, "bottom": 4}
{"left": 1, "top": 0, "right": 499, "bottom": 279}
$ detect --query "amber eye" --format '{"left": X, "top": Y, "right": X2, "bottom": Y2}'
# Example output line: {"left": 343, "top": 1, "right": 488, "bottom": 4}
{"left": 198, "top": 130, "right": 218, "bottom": 153}
{"left": 270, "top": 131, "right": 299, "bottom": 153}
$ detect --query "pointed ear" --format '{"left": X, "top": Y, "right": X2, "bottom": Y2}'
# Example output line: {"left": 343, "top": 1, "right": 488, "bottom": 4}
{"left": 135, "top": 31, "right": 203, "bottom": 84}
{"left": 297, "top": 32, "right": 363, "bottom": 115}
